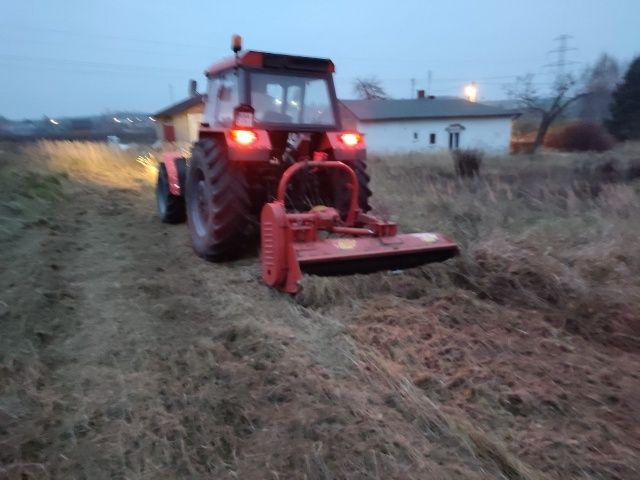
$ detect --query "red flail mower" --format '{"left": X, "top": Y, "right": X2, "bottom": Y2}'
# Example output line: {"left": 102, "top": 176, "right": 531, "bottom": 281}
{"left": 155, "top": 36, "right": 458, "bottom": 294}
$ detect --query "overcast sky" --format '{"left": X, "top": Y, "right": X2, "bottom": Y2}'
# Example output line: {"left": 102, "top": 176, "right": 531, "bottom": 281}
{"left": 2, "top": 0, "right": 639, "bottom": 119}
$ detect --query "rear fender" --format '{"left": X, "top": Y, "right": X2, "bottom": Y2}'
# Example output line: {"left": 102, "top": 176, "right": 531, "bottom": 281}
{"left": 321, "top": 132, "right": 366, "bottom": 162}
{"left": 199, "top": 126, "right": 271, "bottom": 162}
{"left": 224, "top": 129, "right": 271, "bottom": 162}
{"left": 160, "top": 152, "right": 186, "bottom": 196}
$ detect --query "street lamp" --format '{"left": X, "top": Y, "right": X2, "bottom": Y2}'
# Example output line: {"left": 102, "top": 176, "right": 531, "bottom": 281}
{"left": 464, "top": 82, "right": 478, "bottom": 102}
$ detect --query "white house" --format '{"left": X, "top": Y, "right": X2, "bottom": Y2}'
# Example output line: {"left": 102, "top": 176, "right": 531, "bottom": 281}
{"left": 340, "top": 94, "right": 519, "bottom": 154}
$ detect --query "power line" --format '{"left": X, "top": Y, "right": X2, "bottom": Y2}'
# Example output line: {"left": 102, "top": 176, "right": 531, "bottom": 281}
{"left": 0, "top": 24, "right": 217, "bottom": 51}
{"left": 0, "top": 54, "right": 196, "bottom": 75}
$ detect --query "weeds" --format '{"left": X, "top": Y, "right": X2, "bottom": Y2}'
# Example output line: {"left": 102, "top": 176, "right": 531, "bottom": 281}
{"left": 452, "top": 149, "right": 483, "bottom": 178}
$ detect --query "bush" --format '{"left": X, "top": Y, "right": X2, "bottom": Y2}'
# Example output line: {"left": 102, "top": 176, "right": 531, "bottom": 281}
{"left": 627, "top": 158, "right": 640, "bottom": 181}
{"left": 545, "top": 122, "right": 615, "bottom": 152}
{"left": 452, "top": 149, "right": 483, "bottom": 178}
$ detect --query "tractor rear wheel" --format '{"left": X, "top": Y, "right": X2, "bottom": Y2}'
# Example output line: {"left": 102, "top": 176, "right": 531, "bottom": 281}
{"left": 185, "top": 139, "right": 251, "bottom": 261}
{"left": 156, "top": 163, "right": 186, "bottom": 224}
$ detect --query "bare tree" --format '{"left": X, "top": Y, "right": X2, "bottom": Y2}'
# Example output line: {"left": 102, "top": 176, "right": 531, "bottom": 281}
{"left": 508, "top": 73, "right": 587, "bottom": 152}
{"left": 353, "top": 77, "right": 389, "bottom": 100}
{"left": 579, "top": 53, "right": 621, "bottom": 123}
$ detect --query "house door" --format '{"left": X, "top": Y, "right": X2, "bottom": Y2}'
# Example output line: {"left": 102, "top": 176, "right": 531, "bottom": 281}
{"left": 446, "top": 123, "right": 465, "bottom": 150}
{"left": 163, "top": 123, "right": 176, "bottom": 142}
{"left": 448, "top": 132, "right": 460, "bottom": 149}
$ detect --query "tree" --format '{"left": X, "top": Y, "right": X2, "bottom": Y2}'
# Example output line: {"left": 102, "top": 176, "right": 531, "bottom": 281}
{"left": 353, "top": 77, "right": 389, "bottom": 100}
{"left": 579, "top": 53, "right": 621, "bottom": 124}
{"left": 508, "top": 73, "right": 587, "bottom": 152}
{"left": 607, "top": 56, "right": 640, "bottom": 140}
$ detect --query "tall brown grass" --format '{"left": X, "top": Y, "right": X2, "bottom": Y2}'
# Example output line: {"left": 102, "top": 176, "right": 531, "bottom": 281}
{"left": 31, "top": 140, "right": 155, "bottom": 188}
{"left": 304, "top": 144, "right": 640, "bottom": 347}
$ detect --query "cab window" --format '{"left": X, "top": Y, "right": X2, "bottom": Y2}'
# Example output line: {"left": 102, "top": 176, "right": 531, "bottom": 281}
{"left": 209, "top": 73, "right": 238, "bottom": 126}
{"left": 250, "top": 72, "right": 336, "bottom": 126}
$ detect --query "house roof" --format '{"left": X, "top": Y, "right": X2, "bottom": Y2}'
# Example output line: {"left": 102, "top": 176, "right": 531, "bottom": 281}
{"left": 154, "top": 94, "right": 204, "bottom": 118}
{"left": 340, "top": 98, "right": 520, "bottom": 122}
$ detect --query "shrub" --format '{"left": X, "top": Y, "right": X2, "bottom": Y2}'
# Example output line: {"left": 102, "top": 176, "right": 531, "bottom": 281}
{"left": 452, "top": 149, "right": 483, "bottom": 178}
{"left": 545, "top": 122, "right": 615, "bottom": 152}
{"left": 627, "top": 158, "right": 640, "bottom": 181}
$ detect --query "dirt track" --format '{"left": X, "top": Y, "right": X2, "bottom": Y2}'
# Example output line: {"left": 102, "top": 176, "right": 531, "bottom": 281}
{"left": 1, "top": 143, "right": 640, "bottom": 479}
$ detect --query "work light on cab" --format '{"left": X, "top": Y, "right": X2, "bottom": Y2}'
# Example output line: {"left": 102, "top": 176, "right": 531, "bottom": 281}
{"left": 340, "top": 132, "right": 362, "bottom": 147}
{"left": 232, "top": 34, "right": 242, "bottom": 54}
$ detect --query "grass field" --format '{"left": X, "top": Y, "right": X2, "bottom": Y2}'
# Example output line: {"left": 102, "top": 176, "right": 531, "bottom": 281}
{"left": 1, "top": 141, "right": 639, "bottom": 479}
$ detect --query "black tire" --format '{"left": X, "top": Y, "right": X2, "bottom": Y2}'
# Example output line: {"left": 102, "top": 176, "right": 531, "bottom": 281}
{"left": 156, "top": 163, "right": 186, "bottom": 224}
{"left": 284, "top": 158, "right": 373, "bottom": 218}
{"left": 331, "top": 157, "right": 372, "bottom": 217}
{"left": 352, "top": 157, "right": 372, "bottom": 213}
{"left": 185, "top": 139, "right": 250, "bottom": 261}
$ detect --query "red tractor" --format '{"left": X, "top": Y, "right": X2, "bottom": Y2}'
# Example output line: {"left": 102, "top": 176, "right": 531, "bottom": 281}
{"left": 156, "top": 36, "right": 457, "bottom": 293}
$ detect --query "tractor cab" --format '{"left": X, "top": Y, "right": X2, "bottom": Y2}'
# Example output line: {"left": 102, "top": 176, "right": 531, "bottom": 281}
{"left": 203, "top": 50, "right": 341, "bottom": 133}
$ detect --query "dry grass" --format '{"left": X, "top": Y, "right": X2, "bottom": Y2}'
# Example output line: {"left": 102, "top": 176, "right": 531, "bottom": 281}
{"left": 301, "top": 143, "right": 640, "bottom": 479}
{"left": 31, "top": 140, "right": 156, "bottom": 188}
{"left": 2, "top": 141, "right": 640, "bottom": 480}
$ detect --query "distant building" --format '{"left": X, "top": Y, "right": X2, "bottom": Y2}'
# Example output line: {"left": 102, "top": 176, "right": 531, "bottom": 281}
{"left": 0, "top": 117, "right": 11, "bottom": 138}
{"left": 8, "top": 120, "right": 37, "bottom": 137}
{"left": 68, "top": 118, "right": 94, "bottom": 137}
{"left": 154, "top": 81, "right": 204, "bottom": 143}
{"left": 340, "top": 92, "right": 519, "bottom": 154}
{"left": 153, "top": 85, "right": 518, "bottom": 153}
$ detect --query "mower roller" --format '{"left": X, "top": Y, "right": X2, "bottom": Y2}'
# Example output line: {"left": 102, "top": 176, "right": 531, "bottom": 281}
{"left": 155, "top": 35, "right": 458, "bottom": 293}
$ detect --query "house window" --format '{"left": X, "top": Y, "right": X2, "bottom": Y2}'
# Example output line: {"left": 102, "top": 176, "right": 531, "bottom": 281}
{"left": 429, "top": 133, "right": 436, "bottom": 144}
{"left": 162, "top": 123, "right": 176, "bottom": 142}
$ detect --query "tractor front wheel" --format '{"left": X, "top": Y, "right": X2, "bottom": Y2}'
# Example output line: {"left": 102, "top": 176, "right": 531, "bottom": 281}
{"left": 156, "top": 163, "right": 186, "bottom": 224}
{"left": 185, "top": 139, "right": 251, "bottom": 261}
{"left": 352, "top": 157, "right": 372, "bottom": 213}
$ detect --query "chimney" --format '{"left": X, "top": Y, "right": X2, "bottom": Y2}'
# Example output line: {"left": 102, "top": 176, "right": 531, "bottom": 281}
{"left": 417, "top": 89, "right": 425, "bottom": 99}
{"left": 189, "top": 79, "right": 198, "bottom": 97}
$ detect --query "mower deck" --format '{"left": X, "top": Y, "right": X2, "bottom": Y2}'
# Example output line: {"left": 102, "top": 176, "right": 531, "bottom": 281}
{"left": 261, "top": 160, "right": 459, "bottom": 293}
{"left": 296, "top": 233, "right": 458, "bottom": 276}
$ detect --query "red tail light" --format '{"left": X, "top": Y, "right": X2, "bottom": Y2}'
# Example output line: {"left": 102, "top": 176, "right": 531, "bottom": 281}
{"left": 339, "top": 132, "right": 362, "bottom": 147}
{"left": 231, "top": 129, "right": 257, "bottom": 146}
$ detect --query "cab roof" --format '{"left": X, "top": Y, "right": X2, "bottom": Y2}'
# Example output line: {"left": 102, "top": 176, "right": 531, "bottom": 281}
{"left": 205, "top": 50, "right": 335, "bottom": 77}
